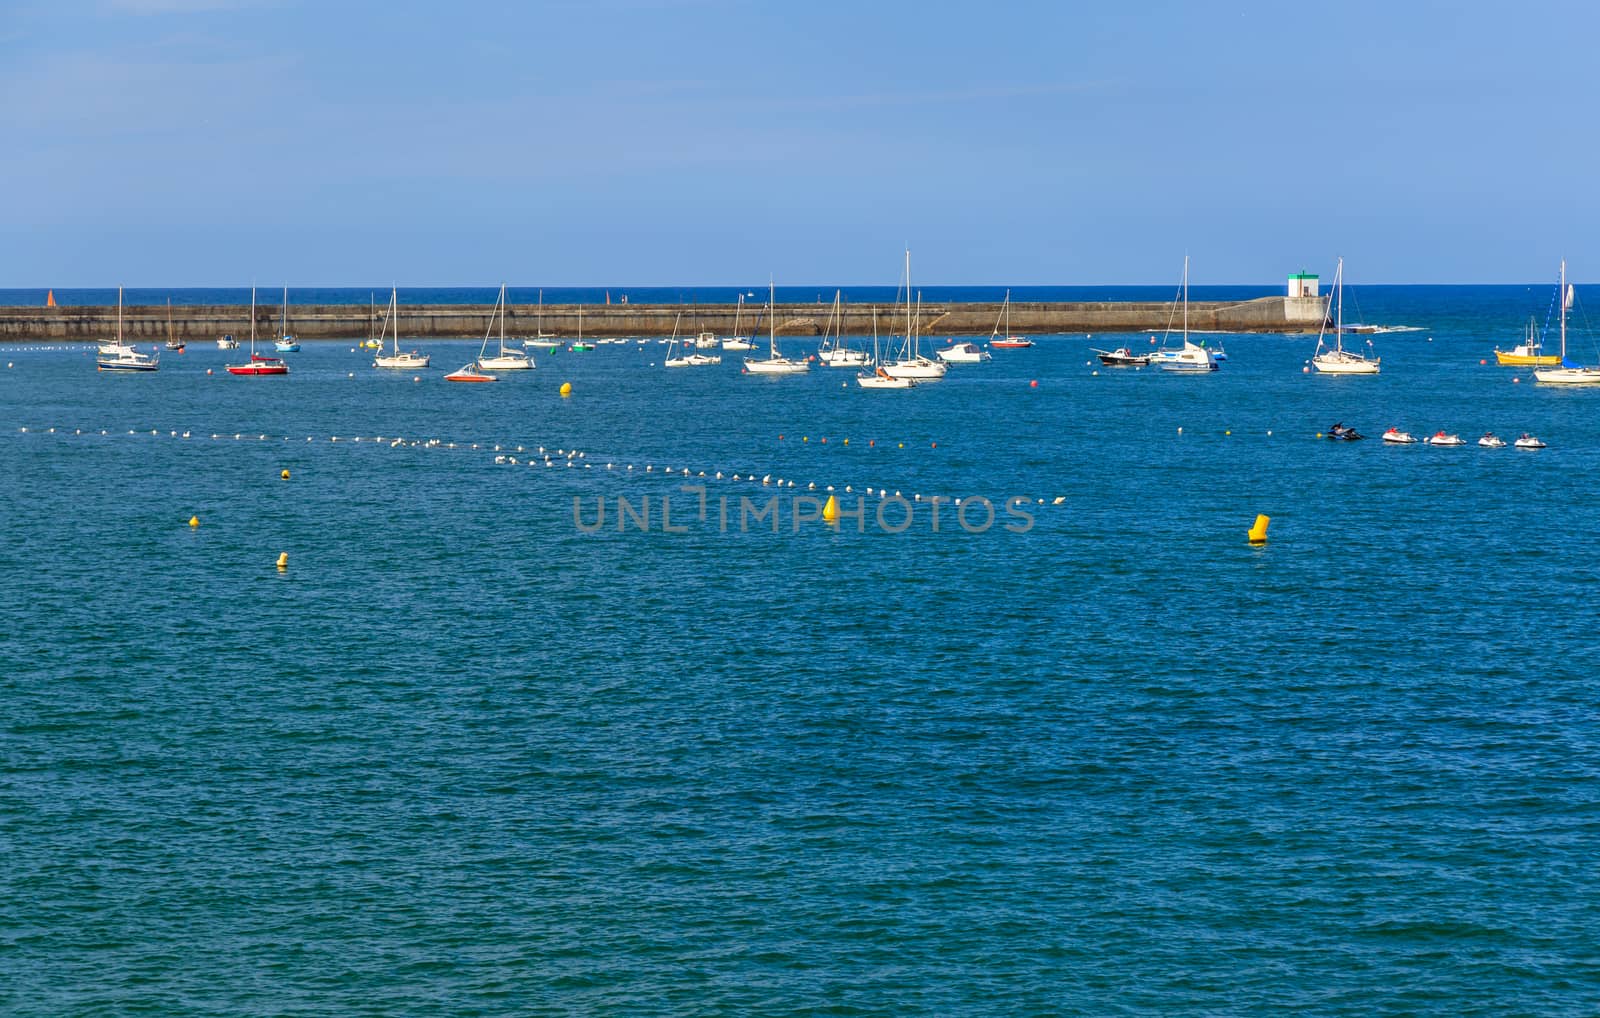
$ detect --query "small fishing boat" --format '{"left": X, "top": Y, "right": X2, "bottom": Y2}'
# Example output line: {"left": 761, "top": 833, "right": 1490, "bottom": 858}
{"left": 226, "top": 288, "right": 289, "bottom": 376}
{"left": 1382, "top": 427, "right": 1418, "bottom": 444}
{"left": 937, "top": 340, "right": 991, "bottom": 364}
{"left": 1514, "top": 433, "right": 1547, "bottom": 449}
{"left": 988, "top": 290, "right": 1033, "bottom": 348}
{"left": 1478, "top": 432, "right": 1507, "bottom": 448}
{"left": 1427, "top": 431, "right": 1466, "bottom": 446}
{"left": 1494, "top": 317, "right": 1558, "bottom": 366}
{"left": 1093, "top": 345, "right": 1152, "bottom": 366}
{"left": 216, "top": 333, "right": 238, "bottom": 350}
{"left": 693, "top": 330, "right": 721, "bottom": 350}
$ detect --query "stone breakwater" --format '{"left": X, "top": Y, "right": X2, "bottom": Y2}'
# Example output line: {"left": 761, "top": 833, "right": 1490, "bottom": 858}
{"left": 0, "top": 296, "right": 1327, "bottom": 341}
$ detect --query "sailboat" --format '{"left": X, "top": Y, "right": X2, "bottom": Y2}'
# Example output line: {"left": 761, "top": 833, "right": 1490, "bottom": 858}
{"left": 883, "top": 252, "right": 947, "bottom": 380}
{"left": 226, "top": 287, "right": 288, "bottom": 375}
{"left": 1311, "top": 258, "right": 1380, "bottom": 374}
{"left": 96, "top": 286, "right": 160, "bottom": 371}
{"left": 722, "top": 294, "right": 755, "bottom": 351}
{"left": 1532, "top": 262, "right": 1600, "bottom": 383}
{"left": 372, "top": 288, "right": 431, "bottom": 369}
{"left": 1151, "top": 257, "right": 1218, "bottom": 373}
{"left": 817, "top": 291, "right": 869, "bottom": 367}
{"left": 664, "top": 312, "right": 722, "bottom": 366}
{"left": 988, "top": 290, "right": 1034, "bottom": 348}
{"left": 274, "top": 287, "right": 300, "bottom": 352}
{"left": 523, "top": 289, "right": 561, "bottom": 350}
{"left": 476, "top": 284, "right": 532, "bottom": 370}
{"left": 570, "top": 306, "right": 594, "bottom": 351}
{"left": 857, "top": 309, "right": 915, "bottom": 388}
{"left": 1495, "top": 317, "right": 1558, "bottom": 366}
{"left": 744, "top": 281, "right": 811, "bottom": 374}
{"left": 163, "top": 298, "right": 184, "bottom": 351}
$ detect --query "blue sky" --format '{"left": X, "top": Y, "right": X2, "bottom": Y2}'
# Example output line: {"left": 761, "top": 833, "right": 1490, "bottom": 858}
{"left": 4, "top": 0, "right": 1595, "bottom": 285}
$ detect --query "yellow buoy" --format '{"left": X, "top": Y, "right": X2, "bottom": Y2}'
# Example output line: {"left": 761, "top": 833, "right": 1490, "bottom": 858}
{"left": 188, "top": 515, "right": 199, "bottom": 528}
{"left": 822, "top": 495, "right": 839, "bottom": 523}
{"left": 1248, "top": 514, "right": 1270, "bottom": 545}
{"left": 559, "top": 382, "right": 572, "bottom": 397}
{"left": 280, "top": 469, "right": 290, "bottom": 480}
{"left": 276, "top": 552, "right": 289, "bottom": 570}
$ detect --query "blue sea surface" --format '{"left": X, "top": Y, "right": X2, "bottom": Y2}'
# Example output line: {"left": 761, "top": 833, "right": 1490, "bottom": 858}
{"left": 4, "top": 285, "right": 1600, "bottom": 1014}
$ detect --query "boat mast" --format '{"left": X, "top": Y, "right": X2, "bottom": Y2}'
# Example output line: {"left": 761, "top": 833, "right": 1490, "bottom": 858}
{"left": 1335, "top": 258, "right": 1344, "bottom": 353}
{"left": 250, "top": 286, "right": 256, "bottom": 354}
{"left": 281, "top": 286, "right": 287, "bottom": 339}
{"left": 499, "top": 284, "right": 507, "bottom": 355}
{"left": 117, "top": 285, "right": 123, "bottom": 346}
{"left": 768, "top": 279, "right": 777, "bottom": 361}
{"left": 1560, "top": 259, "right": 1568, "bottom": 361}
{"left": 1182, "top": 255, "right": 1189, "bottom": 345}
{"left": 166, "top": 297, "right": 173, "bottom": 345}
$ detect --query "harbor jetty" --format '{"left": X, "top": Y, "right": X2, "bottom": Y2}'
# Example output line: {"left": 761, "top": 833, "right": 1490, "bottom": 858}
{"left": 0, "top": 293, "right": 1328, "bottom": 342}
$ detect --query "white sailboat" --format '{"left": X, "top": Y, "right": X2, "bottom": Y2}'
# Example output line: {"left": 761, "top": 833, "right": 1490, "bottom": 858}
{"left": 96, "top": 286, "right": 160, "bottom": 371}
{"left": 665, "top": 312, "right": 721, "bottom": 367}
{"left": 522, "top": 289, "right": 560, "bottom": 350}
{"left": 857, "top": 309, "right": 915, "bottom": 388}
{"left": 372, "top": 288, "right": 431, "bottom": 369}
{"left": 744, "top": 281, "right": 810, "bottom": 374}
{"left": 722, "top": 294, "right": 755, "bottom": 351}
{"left": 988, "top": 289, "right": 1034, "bottom": 348}
{"left": 883, "top": 251, "right": 947, "bottom": 380}
{"left": 817, "top": 290, "right": 869, "bottom": 367}
{"left": 1533, "top": 261, "right": 1600, "bottom": 384}
{"left": 477, "top": 284, "right": 533, "bottom": 370}
{"left": 1311, "top": 258, "right": 1380, "bottom": 374}
{"left": 1152, "top": 256, "right": 1218, "bottom": 373}
{"left": 274, "top": 286, "right": 300, "bottom": 352}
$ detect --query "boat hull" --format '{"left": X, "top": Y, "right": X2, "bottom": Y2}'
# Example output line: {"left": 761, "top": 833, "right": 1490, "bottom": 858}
{"left": 226, "top": 362, "right": 288, "bottom": 376}
{"left": 744, "top": 358, "right": 810, "bottom": 375}
{"left": 1533, "top": 366, "right": 1600, "bottom": 384}
{"left": 373, "top": 354, "right": 431, "bottom": 369}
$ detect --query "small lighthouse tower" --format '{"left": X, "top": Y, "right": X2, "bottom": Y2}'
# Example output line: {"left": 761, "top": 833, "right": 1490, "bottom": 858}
{"left": 1288, "top": 270, "right": 1319, "bottom": 298}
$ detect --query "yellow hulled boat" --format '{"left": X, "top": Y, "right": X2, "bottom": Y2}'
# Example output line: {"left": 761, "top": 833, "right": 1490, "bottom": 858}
{"left": 1494, "top": 318, "right": 1559, "bottom": 365}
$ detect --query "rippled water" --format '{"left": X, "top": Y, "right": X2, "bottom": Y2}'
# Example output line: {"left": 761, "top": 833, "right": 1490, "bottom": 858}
{"left": 5, "top": 292, "right": 1600, "bottom": 1014}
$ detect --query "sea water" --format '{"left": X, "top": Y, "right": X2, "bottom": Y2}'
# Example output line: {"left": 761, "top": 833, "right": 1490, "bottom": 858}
{"left": 3, "top": 285, "right": 1599, "bottom": 1014}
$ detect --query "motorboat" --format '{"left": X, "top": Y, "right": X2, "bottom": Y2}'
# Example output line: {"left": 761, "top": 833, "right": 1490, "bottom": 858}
{"left": 693, "top": 331, "right": 721, "bottom": 350}
{"left": 1382, "top": 427, "right": 1418, "bottom": 444}
{"left": 1478, "top": 432, "right": 1507, "bottom": 448}
{"left": 1514, "top": 433, "right": 1547, "bottom": 450}
{"left": 1427, "top": 431, "right": 1466, "bottom": 446}
{"left": 216, "top": 334, "right": 238, "bottom": 350}
{"left": 1094, "top": 346, "right": 1152, "bottom": 366}
{"left": 937, "top": 341, "right": 991, "bottom": 364}
{"left": 1326, "top": 423, "right": 1363, "bottom": 441}
{"left": 445, "top": 361, "right": 497, "bottom": 382}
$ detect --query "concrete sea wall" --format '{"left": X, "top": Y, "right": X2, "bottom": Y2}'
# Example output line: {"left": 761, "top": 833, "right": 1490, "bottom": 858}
{"left": 0, "top": 296, "right": 1328, "bottom": 341}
